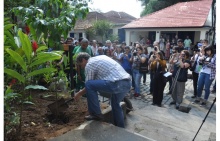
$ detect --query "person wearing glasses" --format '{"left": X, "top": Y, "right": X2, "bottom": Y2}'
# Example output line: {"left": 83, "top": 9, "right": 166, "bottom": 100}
{"left": 74, "top": 52, "right": 131, "bottom": 128}
{"left": 170, "top": 50, "right": 191, "bottom": 109}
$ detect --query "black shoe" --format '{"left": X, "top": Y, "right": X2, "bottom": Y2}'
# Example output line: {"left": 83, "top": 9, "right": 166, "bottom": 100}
{"left": 211, "top": 89, "right": 216, "bottom": 93}
{"left": 170, "top": 101, "right": 176, "bottom": 105}
{"left": 200, "top": 102, "right": 206, "bottom": 106}
{"left": 157, "top": 104, "right": 162, "bottom": 107}
{"left": 176, "top": 105, "right": 179, "bottom": 109}
{"left": 191, "top": 96, "right": 196, "bottom": 98}
{"left": 194, "top": 99, "right": 200, "bottom": 103}
{"left": 151, "top": 103, "right": 156, "bottom": 105}
{"left": 85, "top": 115, "right": 103, "bottom": 121}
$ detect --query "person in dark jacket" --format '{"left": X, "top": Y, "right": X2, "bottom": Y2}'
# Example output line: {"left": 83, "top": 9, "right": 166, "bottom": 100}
{"left": 150, "top": 51, "right": 167, "bottom": 107}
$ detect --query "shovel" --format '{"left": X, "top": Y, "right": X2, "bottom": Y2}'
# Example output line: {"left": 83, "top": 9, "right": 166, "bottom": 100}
{"left": 48, "top": 97, "right": 74, "bottom": 115}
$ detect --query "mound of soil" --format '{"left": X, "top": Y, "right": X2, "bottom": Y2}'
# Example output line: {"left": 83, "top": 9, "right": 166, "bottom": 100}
{"left": 6, "top": 91, "right": 88, "bottom": 141}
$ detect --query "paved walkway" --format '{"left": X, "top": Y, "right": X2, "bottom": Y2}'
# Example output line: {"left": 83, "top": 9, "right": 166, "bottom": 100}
{"left": 124, "top": 75, "right": 216, "bottom": 141}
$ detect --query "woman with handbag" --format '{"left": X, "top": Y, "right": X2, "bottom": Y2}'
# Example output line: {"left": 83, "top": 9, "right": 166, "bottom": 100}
{"left": 170, "top": 50, "right": 191, "bottom": 109}
{"left": 150, "top": 51, "right": 167, "bottom": 107}
{"left": 141, "top": 46, "right": 149, "bottom": 84}
{"left": 130, "top": 46, "right": 147, "bottom": 98}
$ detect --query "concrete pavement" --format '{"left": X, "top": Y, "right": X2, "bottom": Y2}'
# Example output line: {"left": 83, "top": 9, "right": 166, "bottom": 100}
{"left": 125, "top": 76, "right": 216, "bottom": 141}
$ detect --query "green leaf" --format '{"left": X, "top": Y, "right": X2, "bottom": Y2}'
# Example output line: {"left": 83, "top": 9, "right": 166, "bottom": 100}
{"left": 27, "top": 68, "right": 57, "bottom": 77}
{"left": 18, "top": 30, "right": 32, "bottom": 63}
{"left": 4, "top": 93, "right": 22, "bottom": 99}
{"left": 36, "top": 46, "right": 48, "bottom": 52}
{"left": 4, "top": 24, "right": 15, "bottom": 30}
{"left": 30, "top": 55, "right": 61, "bottom": 67}
{"left": 4, "top": 68, "right": 25, "bottom": 83}
{"left": 5, "top": 48, "right": 27, "bottom": 72}
{"left": 25, "top": 85, "right": 48, "bottom": 90}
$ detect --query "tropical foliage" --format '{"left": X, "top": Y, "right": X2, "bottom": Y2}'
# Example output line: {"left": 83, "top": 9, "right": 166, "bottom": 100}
{"left": 85, "top": 20, "right": 115, "bottom": 43}
{"left": 4, "top": 17, "right": 62, "bottom": 138}
{"left": 12, "top": 0, "right": 90, "bottom": 48}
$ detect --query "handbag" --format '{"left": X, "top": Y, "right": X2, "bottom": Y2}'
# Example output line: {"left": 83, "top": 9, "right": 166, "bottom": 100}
{"left": 139, "top": 58, "right": 149, "bottom": 73}
{"left": 177, "top": 67, "right": 188, "bottom": 82}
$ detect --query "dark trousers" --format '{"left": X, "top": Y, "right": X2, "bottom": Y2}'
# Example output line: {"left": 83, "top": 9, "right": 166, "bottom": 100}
{"left": 153, "top": 73, "right": 166, "bottom": 105}
{"left": 192, "top": 72, "right": 199, "bottom": 96}
{"left": 150, "top": 71, "right": 154, "bottom": 93}
{"left": 142, "top": 72, "right": 147, "bottom": 83}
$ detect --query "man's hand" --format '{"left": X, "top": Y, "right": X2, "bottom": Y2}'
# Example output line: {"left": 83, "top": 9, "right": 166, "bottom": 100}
{"left": 74, "top": 93, "right": 81, "bottom": 101}
{"left": 73, "top": 88, "right": 86, "bottom": 101}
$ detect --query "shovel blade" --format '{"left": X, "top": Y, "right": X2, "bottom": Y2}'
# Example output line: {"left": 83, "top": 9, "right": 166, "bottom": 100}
{"left": 48, "top": 98, "right": 69, "bottom": 115}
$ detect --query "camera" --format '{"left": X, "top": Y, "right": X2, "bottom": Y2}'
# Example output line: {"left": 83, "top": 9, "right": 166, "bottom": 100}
{"left": 154, "top": 47, "right": 158, "bottom": 51}
{"left": 197, "top": 43, "right": 203, "bottom": 48}
{"left": 172, "top": 50, "right": 176, "bottom": 53}
{"left": 153, "top": 55, "right": 156, "bottom": 59}
{"left": 133, "top": 52, "right": 137, "bottom": 56}
{"left": 199, "top": 57, "right": 211, "bottom": 65}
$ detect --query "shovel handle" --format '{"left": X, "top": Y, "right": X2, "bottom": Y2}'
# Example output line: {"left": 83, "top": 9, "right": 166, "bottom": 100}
{"left": 64, "top": 98, "right": 75, "bottom": 104}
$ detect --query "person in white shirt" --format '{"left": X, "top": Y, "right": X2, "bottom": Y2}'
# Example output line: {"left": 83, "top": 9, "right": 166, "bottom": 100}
{"left": 90, "top": 40, "right": 98, "bottom": 56}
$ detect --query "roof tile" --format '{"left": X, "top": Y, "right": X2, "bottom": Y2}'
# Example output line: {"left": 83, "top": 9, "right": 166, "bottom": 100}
{"left": 123, "top": 0, "right": 212, "bottom": 28}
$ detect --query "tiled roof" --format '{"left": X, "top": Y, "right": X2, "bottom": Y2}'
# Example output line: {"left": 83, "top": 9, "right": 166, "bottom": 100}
{"left": 103, "top": 11, "right": 136, "bottom": 24}
{"left": 123, "top": 0, "right": 212, "bottom": 29}
{"left": 74, "top": 12, "right": 108, "bottom": 29}
{"left": 74, "top": 11, "right": 136, "bottom": 30}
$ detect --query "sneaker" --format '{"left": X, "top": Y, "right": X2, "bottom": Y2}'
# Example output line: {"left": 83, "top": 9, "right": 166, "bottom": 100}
{"left": 170, "top": 101, "right": 176, "bottom": 105}
{"left": 191, "top": 96, "right": 196, "bottom": 98}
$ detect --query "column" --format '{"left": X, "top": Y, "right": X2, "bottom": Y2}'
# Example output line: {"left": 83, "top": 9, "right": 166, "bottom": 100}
{"left": 156, "top": 31, "right": 160, "bottom": 42}
{"left": 125, "top": 30, "right": 131, "bottom": 46}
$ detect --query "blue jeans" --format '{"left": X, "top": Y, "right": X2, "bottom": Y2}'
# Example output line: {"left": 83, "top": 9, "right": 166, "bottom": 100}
{"left": 132, "top": 69, "right": 143, "bottom": 95}
{"left": 85, "top": 79, "right": 131, "bottom": 128}
{"left": 197, "top": 72, "right": 213, "bottom": 100}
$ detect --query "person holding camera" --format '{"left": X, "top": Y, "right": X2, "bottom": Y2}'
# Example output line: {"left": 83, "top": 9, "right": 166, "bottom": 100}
{"left": 194, "top": 46, "right": 216, "bottom": 106}
{"left": 130, "top": 46, "right": 147, "bottom": 98}
{"left": 190, "top": 48, "right": 201, "bottom": 98}
{"left": 150, "top": 51, "right": 167, "bottom": 107}
{"left": 166, "top": 46, "right": 179, "bottom": 95}
{"left": 148, "top": 46, "right": 159, "bottom": 95}
{"left": 170, "top": 50, "right": 191, "bottom": 109}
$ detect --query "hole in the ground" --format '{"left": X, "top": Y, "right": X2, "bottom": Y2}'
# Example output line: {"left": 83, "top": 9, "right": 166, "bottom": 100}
{"left": 46, "top": 112, "right": 70, "bottom": 124}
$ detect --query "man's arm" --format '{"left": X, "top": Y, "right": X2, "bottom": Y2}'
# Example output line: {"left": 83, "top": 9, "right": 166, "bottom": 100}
{"left": 74, "top": 88, "right": 87, "bottom": 100}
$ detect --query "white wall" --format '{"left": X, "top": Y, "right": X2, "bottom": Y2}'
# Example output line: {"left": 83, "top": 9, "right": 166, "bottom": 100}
{"left": 124, "top": 27, "right": 211, "bottom": 46}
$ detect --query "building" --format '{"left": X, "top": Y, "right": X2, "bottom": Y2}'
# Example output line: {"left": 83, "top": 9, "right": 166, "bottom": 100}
{"left": 122, "top": 0, "right": 214, "bottom": 47}
{"left": 69, "top": 11, "right": 136, "bottom": 43}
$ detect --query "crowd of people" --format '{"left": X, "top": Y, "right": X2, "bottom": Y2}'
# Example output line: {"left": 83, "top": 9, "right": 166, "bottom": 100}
{"left": 57, "top": 35, "right": 216, "bottom": 128}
